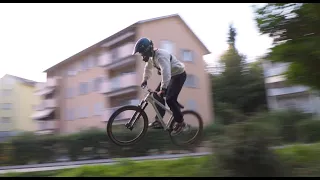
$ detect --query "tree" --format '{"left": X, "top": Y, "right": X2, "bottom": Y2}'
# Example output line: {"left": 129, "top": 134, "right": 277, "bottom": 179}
{"left": 254, "top": 3, "right": 320, "bottom": 90}
{"left": 210, "top": 24, "right": 267, "bottom": 124}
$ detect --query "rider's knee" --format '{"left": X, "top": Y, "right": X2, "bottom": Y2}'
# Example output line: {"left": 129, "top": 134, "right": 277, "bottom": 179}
{"left": 166, "top": 97, "right": 175, "bottom": 106}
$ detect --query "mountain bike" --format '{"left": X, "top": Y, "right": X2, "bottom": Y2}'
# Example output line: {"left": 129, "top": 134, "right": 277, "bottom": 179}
{"left": 106, "top": 85, "right": 203, "bottom": 147}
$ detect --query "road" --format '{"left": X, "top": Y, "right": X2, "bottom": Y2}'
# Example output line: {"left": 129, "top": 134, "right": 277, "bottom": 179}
{"left": 0, "top": 143, "right": 314, "bottom": 174}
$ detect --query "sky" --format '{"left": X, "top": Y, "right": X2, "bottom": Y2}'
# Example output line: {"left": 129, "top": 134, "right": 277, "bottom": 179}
{"left": 0, "top": 3, "right": 272, "bottom": 82}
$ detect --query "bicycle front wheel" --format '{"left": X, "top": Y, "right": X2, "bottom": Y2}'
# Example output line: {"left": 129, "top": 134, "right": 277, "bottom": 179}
{"left": 106, "top": 105, "right": 149, "bottom": 146}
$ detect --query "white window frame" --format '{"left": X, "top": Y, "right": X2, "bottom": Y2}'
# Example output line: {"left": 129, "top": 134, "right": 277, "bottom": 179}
{"left": 181, "top": 49, "right": 194, "bottom": 62}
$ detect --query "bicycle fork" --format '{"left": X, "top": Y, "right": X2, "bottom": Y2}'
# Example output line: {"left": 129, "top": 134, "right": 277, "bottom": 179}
{"left": 125, "top": 101, "right": 148, "bottom": 130}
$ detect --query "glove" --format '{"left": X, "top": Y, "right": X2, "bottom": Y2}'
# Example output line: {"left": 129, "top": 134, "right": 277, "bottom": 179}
{"left": 141, "top": 80, "right": 147, "bottom": 88}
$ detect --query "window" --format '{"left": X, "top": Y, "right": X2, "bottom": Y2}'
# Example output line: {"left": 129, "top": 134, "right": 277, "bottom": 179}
{"left": 184, "top": 74, "right": 198, "bottom": 88}
{"left": 181, "top": 49, "right": 194, "bottom": 62}
{"left": 67, "top": 65, "right": 76, "bottom": 76}
{"left": 88, "top": 55, "right": 95, "bottom": 69}
{"left": 79, "top": 82, "right": 89, "bottom": 95}
{"left": 111, "top": 48, "right": 119, "bottom": 61}
{"left": 1, "top": 117, "right": 10, "bottom": 123}
{"left": 186, "top": 99, "right": 197, "bottom": 111}
{"left": 160, "top": 40, "right": 174, "bottom": 54}
{"left": 81, "top": 59, "right": 89, "bottom": 71}
{"left": 78, "top": 107, "right": 89, "bottom": 118}
{"left": 2, "top": 89, "right": 12, "bottom": 96}
{"left": 66, "top": 109, "right": 75, "bottom": 121}
{"left": 94, "top": 102, "right": 104, "bottom": 116}
{"left": 94, "top": 77, "right": 103, "bottom": 91}
{"left": 66, "top": 87, "right": 74, "bottom": 98}
{"left": 38, "top": 121, "right": 48, "bottom": 130}
{"left": 2, "top": 103, "right": 12, "bottom": 110}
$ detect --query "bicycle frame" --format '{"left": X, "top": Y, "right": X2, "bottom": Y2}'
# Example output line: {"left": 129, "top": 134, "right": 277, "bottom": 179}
{"left": 126, "top": 86, "right": 175, "bottom": 131}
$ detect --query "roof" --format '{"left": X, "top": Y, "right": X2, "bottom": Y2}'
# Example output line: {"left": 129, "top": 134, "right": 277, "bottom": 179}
{"left": 1, "top": 74, "right": 38, "bottom": 86}
{"left": 44, "top": 13, "right": 211, "bottom": 73}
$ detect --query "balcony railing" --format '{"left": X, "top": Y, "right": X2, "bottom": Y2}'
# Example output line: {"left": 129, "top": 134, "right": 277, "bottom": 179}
{"left": 98, "top": 42, "right": 136, "bottom": 67}
{"left": 34, "top": 99, "right": 57, "bottom": 111}
{"left": 101, "top": 99, "right": 140, "bottom": 122}
{"left": 267, "top": 86, "right": 310, "bottom": 96}
{"left": 264, "top": 63, "right": 289, "bottom": 77}
{"left": 100, "top": 73, "right": 137, "bottom": 94}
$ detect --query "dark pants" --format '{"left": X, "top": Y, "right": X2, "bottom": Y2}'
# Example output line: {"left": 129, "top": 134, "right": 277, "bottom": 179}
{"left": 154, "top": 71, "right": 186, "bottom": 123}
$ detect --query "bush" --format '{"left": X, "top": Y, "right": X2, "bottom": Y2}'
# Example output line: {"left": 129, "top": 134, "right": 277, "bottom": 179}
{"left": 0, "top": 127, "right": 205, "bottom": 166}
{"left": 214, "top": 102, "right": 248, "bottom": 125}
{"left": 203, "top": 121, "right": 225, "bottom": 140}
{"left": 212, "top": 122, "right": 289, "bottom": 177}
{"left": 249, "top": 110, "right": 312, "bottom": 144}
{"left": 297, "top": 118, "right": 320, "bottom": 143}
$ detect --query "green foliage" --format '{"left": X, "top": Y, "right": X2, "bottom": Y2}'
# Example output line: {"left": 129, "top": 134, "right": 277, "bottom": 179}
{"left": 0, "top": 127, "right": 203, "bottom": 166}
{"left": 248, "top": 110, "right": 312, "bottom": 144}
{"left": 212, "top": 122, "right": 290, "bottom": 177}
{"left": 254, "top": 3, "right": 320, "bottom": 90}
{"left": 297, "top": 118, "right": 320, "bottom": 143}
{"left": 211, "top": 25, "right": 267, "bottom": 122}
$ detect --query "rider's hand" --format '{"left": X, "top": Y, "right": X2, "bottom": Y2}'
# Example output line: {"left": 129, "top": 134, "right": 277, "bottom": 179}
{"left": 141, "top": 80, "right": 147, "bottom": 88}
{"left": 157, "top": 89, "right": 166, "bottom": 97}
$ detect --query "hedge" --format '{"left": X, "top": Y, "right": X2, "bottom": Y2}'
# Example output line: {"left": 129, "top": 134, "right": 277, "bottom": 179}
{"left": 0, "top": 127, "right": 206, "bottom": 166}
{"left": 3, "top": 143, "right": 320, "bottom": 177}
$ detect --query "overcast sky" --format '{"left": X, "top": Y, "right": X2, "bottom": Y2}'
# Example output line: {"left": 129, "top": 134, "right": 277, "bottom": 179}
{"left": 0, "top": 3, "right": 272, "bottom": 82}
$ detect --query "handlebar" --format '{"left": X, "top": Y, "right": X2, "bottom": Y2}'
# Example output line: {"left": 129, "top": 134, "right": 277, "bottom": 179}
{"left": 141, "top": 85, "right": 153, "bottom": 93}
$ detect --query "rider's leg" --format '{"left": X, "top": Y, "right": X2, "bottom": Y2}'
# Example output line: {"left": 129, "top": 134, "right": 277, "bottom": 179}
{"left": 149, "top": 82, "right": 166, "bottom": 129}
{"left": 165, "top": 71, "right": 187, "bottom": 135}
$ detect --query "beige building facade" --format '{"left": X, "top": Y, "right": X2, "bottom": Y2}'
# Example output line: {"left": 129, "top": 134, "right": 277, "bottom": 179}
{"left": 32, "top": 14, "right": 213, "bottom": 134}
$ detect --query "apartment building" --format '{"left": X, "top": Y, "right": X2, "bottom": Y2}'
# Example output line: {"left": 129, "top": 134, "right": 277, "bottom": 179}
{"left": 0, "top": 74, "right": 40, "bottom": 139}
{"left": 32, "top": 14, "right": 213, "bottom": 134}
{"left": 263, "top": 60, "right": 320, "bottom": 115}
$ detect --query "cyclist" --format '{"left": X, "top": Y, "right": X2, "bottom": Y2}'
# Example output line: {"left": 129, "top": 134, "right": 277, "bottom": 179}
{"left": 132, "top": 37, "right": 187, "bottom": 136}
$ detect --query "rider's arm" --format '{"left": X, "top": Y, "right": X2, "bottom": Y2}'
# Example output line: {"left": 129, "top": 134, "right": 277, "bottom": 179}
{"left": 158, "top": 57, "right": 171, "bottom": 91}
{"left": 143, "top": 61, "right": 153, "bottom": 81}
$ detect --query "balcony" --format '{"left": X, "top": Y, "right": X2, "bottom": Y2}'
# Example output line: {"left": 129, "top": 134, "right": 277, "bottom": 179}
{"left": 34, "top": 99, "right": 57, "bottom": 111}
{"left": 267, "top": 86, "right": 310, "bottom": 96}
{"left": 31, "top": 108, "right": 55, "bottom": 121}
{"left": 34, "top": 77, "right": 59, "bottom": 96}
{"left": 265, "top": 75, "right": 286, "bottom": 84}
{"left": 100, "top": 73, "right": 138, "bottom": 97}
{"left": 264, "top": 63, "right": 289, "bottom": 77}
{"left": 47, "top": 77, "right": 59, "bottom": 88}
{"left": 98, "top": 42, "right": 137, "bottom": 70}
{"left": 35, "top": 120, "right": 56, "bottom": 135}
{"left": 101, "top": 31, "right": 135, "bottom": 48}
{"left": 35, "top": 82, "right": 46, "bottom": 92}
{"left": 101, "top": 99, "right": 140, "bottom": 123}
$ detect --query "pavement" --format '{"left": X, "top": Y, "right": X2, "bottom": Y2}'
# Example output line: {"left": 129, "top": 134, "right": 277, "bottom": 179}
{"left": 0, "top": 152, "right": 211, "bottom": 174}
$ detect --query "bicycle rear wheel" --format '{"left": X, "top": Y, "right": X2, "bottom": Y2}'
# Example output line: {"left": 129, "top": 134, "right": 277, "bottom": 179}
{"left": 169, "top": 110, "right": 203, "bottom": 147}
{"left": 106, "top": 105, "right": 149, "bottom": 146}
